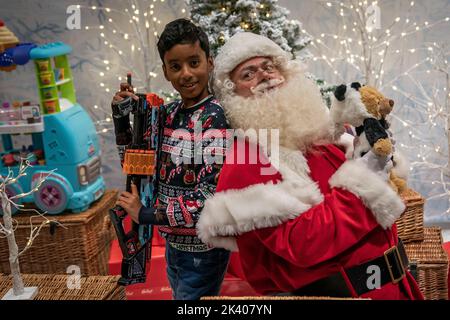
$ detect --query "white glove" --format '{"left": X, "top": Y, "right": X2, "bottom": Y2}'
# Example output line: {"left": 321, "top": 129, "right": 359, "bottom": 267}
{"left": 356, "top": 150, "right": 393, "bottom": 182}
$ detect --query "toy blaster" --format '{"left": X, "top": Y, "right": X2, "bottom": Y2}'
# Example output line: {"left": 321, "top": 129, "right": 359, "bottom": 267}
{"left": 109, "top": 73, "right": 164, "bottom": 286}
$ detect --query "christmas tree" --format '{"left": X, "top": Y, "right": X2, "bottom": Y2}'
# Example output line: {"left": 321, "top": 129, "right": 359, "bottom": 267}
{"left": 188, "top": 0, "right": 311, "bottom": 58}
{"left": 187, "top": 0, "right": 335, "bottom": 105}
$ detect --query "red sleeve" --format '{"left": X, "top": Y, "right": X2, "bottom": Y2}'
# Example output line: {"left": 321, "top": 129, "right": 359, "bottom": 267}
{"left": 231, "top": 144, "right": 381, "bottom": 268}
{"left": 239, "top": 187, "right": 380, "bottom": 268}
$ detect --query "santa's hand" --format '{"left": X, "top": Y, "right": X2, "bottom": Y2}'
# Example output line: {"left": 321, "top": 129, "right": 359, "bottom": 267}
{"left": 356, "top": 150, "right": 393, "bottom": 182}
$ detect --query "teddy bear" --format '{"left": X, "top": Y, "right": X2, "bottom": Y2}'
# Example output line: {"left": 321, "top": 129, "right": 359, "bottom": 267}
{"left": 330, "top": 82, "right": 408, "bottom": 194}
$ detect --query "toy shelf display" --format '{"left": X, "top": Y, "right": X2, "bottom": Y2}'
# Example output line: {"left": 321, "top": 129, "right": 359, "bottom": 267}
{"left": 32, "top": 42, "right": 75, "bottom": 114}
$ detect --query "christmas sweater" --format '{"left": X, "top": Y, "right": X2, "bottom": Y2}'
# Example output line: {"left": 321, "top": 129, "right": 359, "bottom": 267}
{"left": 125, "top": 94, "right": 227, "bottom": 252}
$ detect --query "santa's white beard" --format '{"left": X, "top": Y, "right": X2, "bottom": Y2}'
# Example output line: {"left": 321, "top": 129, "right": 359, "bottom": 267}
{"left": 220, "top": 71, "right": 333, "bottom": 153}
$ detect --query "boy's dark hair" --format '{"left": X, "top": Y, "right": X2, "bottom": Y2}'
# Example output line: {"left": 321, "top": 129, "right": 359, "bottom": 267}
{"left": 157, "top": 18, "right": 210, "bottom": 63}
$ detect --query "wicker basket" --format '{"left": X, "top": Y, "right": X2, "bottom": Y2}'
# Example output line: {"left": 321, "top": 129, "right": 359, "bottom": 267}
{"left": 0, "top": 190, "right": 118, "bottom": 276}
{"left": 0, "top": 273, "right": 125, "bottom": 300}
{"left": 404, "top": 227, "right": 449, "bottom": 300}
{"left": 396, "top": 189, "right": 425, "bottom": 243}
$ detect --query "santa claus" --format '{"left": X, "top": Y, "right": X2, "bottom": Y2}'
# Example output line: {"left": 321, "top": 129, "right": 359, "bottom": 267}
{"left": 196, "top": 32, "right": 423, "bottom": 300}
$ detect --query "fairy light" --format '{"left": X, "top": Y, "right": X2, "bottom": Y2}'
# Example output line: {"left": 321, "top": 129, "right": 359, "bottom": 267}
{"left": 81, "top": 1, "right": 450, "bottom": 218}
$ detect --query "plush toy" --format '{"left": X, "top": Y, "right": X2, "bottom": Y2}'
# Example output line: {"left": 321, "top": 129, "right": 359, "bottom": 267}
{"left": 330, "top": 82, "right": 408, "bottom": 194}
{"left": 331, "top": 82, "right": 394, "bottom": 158}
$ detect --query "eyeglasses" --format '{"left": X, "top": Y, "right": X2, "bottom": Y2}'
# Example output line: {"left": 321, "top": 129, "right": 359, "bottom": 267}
{"left": 240, "top": 62, "right": 278, "bottom": 81}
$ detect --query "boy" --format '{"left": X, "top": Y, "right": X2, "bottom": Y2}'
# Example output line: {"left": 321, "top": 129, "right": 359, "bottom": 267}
{"left": 112, "top": 19, "right": 230, "bottom": 300}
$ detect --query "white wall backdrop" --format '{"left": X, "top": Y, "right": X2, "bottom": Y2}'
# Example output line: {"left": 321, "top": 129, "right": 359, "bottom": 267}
{"left": 1, "top": 0, "right": 449, "bottom": 227}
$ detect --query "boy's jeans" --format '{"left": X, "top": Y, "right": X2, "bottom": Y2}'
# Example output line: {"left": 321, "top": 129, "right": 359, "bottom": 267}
{"left": 165, "top": 242, "right": 230, "bottom": 300}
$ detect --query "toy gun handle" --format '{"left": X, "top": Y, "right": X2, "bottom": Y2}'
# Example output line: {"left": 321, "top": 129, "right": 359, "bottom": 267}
{"left": 110, "top": 176, "right": 142, "bottom": 258}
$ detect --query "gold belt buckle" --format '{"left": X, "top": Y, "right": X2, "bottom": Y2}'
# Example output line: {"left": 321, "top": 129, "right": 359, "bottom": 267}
{"left": 384, "top": 246, "right": 406, "bottom": 284}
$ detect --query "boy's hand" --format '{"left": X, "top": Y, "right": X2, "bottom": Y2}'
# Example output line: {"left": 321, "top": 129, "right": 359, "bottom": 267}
{"left": 116, "top": 183, "right": 142, "bottom": 223}
{"left": 112, "top": 82, "right": 139, "bottom": 105}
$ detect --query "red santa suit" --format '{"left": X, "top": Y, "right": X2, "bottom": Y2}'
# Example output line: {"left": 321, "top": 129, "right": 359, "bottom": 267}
{"left": 197, "top": 31, "right": 423, "bottom": 300}
{"left": 197, "top": 138, "right": 423, "bottom": 300}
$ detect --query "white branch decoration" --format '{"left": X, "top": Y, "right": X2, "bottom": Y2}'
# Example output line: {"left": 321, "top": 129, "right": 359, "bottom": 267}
{"left": 0, "top": 157, "right": 65, "bottom": 297}
{"left": 308, "top": 0, "right": 450, "bottom": 219}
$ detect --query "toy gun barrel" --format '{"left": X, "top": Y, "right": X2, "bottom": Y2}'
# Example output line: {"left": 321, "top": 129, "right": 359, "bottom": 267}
{"left": 131, "top": 93, "right": 147, "bottom": 149}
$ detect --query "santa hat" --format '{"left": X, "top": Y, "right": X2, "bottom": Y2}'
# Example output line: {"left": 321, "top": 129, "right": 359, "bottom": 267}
{"left": 213, "top": 32, "right": 292, "bottom": 94}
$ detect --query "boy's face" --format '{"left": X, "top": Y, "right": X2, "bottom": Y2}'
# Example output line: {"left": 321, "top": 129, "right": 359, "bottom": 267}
{"left": 162, "top": 41, "right": 213, "bottom": 107}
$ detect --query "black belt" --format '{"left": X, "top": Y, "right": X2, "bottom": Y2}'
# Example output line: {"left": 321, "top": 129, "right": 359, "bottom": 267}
{"left": 292, "top": 239, "right": 410, "bottom": 297}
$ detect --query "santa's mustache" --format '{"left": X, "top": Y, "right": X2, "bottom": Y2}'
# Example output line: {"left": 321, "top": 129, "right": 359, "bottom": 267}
{"left": 250, "top": 77, "right": 285, "bottom": 95}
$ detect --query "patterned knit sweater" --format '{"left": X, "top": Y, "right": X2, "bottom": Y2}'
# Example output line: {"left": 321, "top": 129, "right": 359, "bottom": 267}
{"left": 157, "top": 95, "right": 229, "bottom": 252}
{"left": 115, "top": 95, "right": 229, "bottom": 252}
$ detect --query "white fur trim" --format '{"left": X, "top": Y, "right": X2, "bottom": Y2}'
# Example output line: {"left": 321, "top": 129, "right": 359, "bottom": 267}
{"left": 392, "top": 149, "right": 410, "bottom": 180}
{"left": 329, "top": 159, "right": 406, "bottom": 229}
{"left": 335, "top": 133, "right": 355, "bottom": 159}
{"left": 214, "top": 32, "right": 291, "bottom": 88}
{"left": 197, "top": 152, "right": 323, "bottom": 251}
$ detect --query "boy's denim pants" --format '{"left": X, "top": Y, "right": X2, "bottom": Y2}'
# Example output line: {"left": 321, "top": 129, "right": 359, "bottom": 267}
{"left": 165, "top": 242, "right": 231, "bottom": 300}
